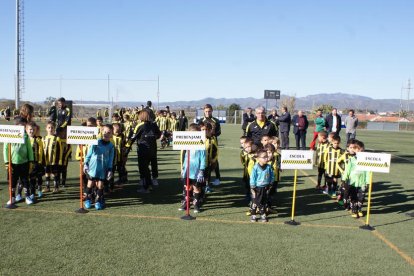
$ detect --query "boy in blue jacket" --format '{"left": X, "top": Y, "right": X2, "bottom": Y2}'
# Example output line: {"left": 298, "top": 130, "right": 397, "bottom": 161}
{"left": 83, "top": 124, "right": 114, "bottom": 210}
{"left": 250, "top": 149, "right": 274, "bottom": 222}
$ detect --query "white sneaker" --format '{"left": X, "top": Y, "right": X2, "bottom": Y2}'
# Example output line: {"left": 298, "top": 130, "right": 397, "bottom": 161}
{"left": 152, "top": 178, "right": 159, "bottom": 186}
{"left": 212, "top": 179, "right": 221, "bottom": 186}
{"left": 137, "top": 187, "right": 150, "bottom": 194}
{"left": 15, "top": 194, "right": 23, "bottom": 202}
{"left": 6, "top": 197, "right": 16, "bottom": 205}
{"left": 25, "top": 197, "right": 34, "bottom": 205}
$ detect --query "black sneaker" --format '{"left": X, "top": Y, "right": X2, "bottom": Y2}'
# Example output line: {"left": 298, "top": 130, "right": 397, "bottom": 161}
{"left": 260, "top": 215, "right": 268, "bottom": 223}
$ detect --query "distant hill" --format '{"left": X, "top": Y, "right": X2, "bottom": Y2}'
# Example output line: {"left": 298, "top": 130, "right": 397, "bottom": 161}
{"left": 75, "top": 93, "right": 410, "bottom": 112}
{"left": 2, "top": 93, "right": 412, "bottom": 112}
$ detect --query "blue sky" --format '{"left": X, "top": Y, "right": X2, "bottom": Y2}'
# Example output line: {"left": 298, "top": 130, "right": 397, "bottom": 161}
{"left": 0, "top": 0, "right": 413, "bottom": 103}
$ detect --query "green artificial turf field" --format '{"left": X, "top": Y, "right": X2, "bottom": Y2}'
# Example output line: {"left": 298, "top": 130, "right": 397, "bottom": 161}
{"left": 1, "top": 122, "right": 413, "bottom": 275}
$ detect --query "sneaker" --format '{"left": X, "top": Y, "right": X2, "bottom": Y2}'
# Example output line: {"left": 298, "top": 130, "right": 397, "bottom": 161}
{"left": 25, "top": 196, "right": 34, "bottom": 205}
{"left": 52, "top": 187, "right": 59, "bottom": 194}
{"left": 212, "top": 179, "right": 221, "bottom": 186}
{"left": 358, "top": 211, "right": 364, "bottom": 217}
{"left": 351, "top": 213, "right": 359, "bottom": 218}
{"left": 84, "top": 199, "right": 91, "bottom": 209}
{"left": 137, "top": 188, "right": 150, "bottom": 194}
{"left": 330, "top": 193, "right": 337, "bottom": 199}
{"left": 246, "top": 210, "right": 252, "bottom": 216}
{"left": 194, "top": 206, "right": 201, "bottom": 213}
{"left": 178, "top": 204, "right": 187, "bottom": 211}
{"left": 95, "top": 201, "right": 103, "bottom": 210}
{"left": 15, "top": 194, "right": 23, "bottom": 202}
{"left": 37, "top": 191, "right": 43, "bottom": 198}
{"left": 260, "top": 215, "right": 268, "bottom": 223}
{"left": 322, "top": 187, "right": 329, "bottom": 195}
{"left": 29, "top": 194, "right": 35, "bottom": 201}
{"left": 6, "top": 197, "right": 16, "bottom": 205}
{"left": 250, "top": 215, "right": 257, "bottom": 222}
{"left": 152, "top": 178, "right": 159, "bottom": 186}
{"left": 42, "top": 187, "right": 51, "bottom": 193}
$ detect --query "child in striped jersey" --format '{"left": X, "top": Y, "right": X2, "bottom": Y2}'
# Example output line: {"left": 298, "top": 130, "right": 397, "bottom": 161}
{"left": 199, "top": 121, "right": 218, "bottom": 195}
{"left": 315, "top": 131, "right": 329, "bottom": 190}
{"left": 323, "top": 135, "right": 344, "bottom": 198}
{"left": 264, "top": 142, "right": 281, "bottom": 213}
{"left": 337, "top": 139, "right": 357, "bottom": 209}
{"left": 57, "top": 127, "right": 72, "bottom": 189}
{"left": 26, "top": 122, "right": 45, "bottom": 199}
{"left": 43, "top": 121, "right": 62, "bottom": 193}
{"left": 111, "top": 123, "right": 128, "bottom": 187}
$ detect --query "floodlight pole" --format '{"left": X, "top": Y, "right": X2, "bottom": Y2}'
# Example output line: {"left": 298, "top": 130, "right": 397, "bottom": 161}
{"left": 157, "top": 75, "right": 160, "bottom": 110}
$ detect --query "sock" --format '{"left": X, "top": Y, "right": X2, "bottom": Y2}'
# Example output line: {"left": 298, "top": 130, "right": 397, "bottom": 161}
{"left": 97, "top": 189, "right": 104, "bottom": 203}
{"left": 193, "top": 192, "right": 201, "bottom": 208}
{"left": 45, "top": 176, "right": 51, "bottom": 188}
{"left": 86, "top": 187, "right": 93, "bottom": 199}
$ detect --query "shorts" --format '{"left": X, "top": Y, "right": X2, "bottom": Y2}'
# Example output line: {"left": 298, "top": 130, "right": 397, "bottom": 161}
{"left": 182, "top": 178, "right": 202, "bottom": 188}
{"left": 45, "top": 165, "right": 59, "bottom": 174}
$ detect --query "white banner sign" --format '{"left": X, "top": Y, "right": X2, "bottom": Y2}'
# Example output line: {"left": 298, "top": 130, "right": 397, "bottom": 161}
{"left": 67, "top": 126, "right": 98, "bottom": 145}
{"left": 0, "top": 125, "right": 25, "bottom": 144}
{"left": 356, "top": 152, "right": 391, "bottom": 173}
{"left": 281, "top": 150, "right": 314, "bottom": 170}
{"left": 173, "top": 131, "right": 206, "bottom": 150}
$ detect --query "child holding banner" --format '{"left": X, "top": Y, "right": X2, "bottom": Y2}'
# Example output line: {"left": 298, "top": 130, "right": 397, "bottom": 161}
{"left": 179, "top": 123, "right": 206, "bottom": 213}
{"left": 342, "top": 140, "right": 369, "bottom": 218}
{"left": 250, "top": 149, "right": 274, "bottom": 222}
{"left": 83, "top": 124, "right": 114, "bottom": 210}
{"left": 3, "top": 117, "right": 34, "bottom": 205}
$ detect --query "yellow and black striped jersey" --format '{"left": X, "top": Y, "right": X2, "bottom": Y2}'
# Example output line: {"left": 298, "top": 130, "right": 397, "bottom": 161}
{"left": 268, "top": 152, "right": 281, "bottom": 182}
{"left": 157, "top": 116, "right": 170, "bottom": 131}
{"left": 246, "top": 153, "right": 256, "bottom": 177}
{"left": 316, "top": 141, "right": 329, "bottom": 169}
{"left": 60, "top": 139, "right": 73, "bottom": 166}
{"left": 336, "top": 151, "right": 355, "bottom": 175}
{"left": 43, "top": 135, "right": 63, "bottom": 166}
{"left": 75, "top": 144, "right": 90, "bottom": 162}
{"left": 29, "top": 136, "right": 44, "bottom": 165}
{"left": 123, "top": 121, "right": 134, "bottom": 139}
{"left": 170, "top": 118, "right": 179, "bottom": 132}
{"left": 323, "top": 146, "right": 344, "bottom": 177}
{"left": 205, "top": 136, "right": 218, "bottom": 166}
{"left": 111, "top": 134, "right": 125, "bottom": 164}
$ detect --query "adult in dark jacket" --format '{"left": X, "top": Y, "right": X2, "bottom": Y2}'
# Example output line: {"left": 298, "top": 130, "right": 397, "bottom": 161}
{"left": 200, "top": 104, "right": 222, "bottom": 186}
{"left": 127, "top": 110, "right": 161, "bottom": 193}
{"left": 325, "top": 108, "right": 342, "bottom": 135}
{"left": 267, "top": 109, "right": 280, "bottom": 135}
{"left": 178, "top": 110, "right": 188, "bottom": 131}
{"left": 56, "top": 97, "right": 72, "bottom": 132}
{"left": 277, "top": 106, "right": 291, "bottom": 149}
{"left": 292, "top": 110, "right": 309, "bottom": 150}
{"left": 242, "top": 107, "right": 255, "bottom": 135}
{"left": 246, "top": 106, "right": 278, "bottom": 146}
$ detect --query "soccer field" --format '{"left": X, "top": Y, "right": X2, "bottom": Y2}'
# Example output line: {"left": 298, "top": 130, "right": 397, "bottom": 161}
{"left": 1, "top": 124, "right": 413, "bottom": 275}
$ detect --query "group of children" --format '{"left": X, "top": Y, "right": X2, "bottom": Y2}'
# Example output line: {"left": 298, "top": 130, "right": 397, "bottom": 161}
{"left": 315, "top": 131, "right": 369, "bottom": 218}
{"left": 3, "top": 111, "right": 369, "bottom": 220}
{"left": 4, "top": 118, "right": 72, "bottom": 205}
{"left": 239, "top": 135, "right": 281, "bottom": 222}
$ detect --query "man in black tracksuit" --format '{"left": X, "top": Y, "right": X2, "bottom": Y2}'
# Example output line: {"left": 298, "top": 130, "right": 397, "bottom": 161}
{"left": 199, "top": 104, "right": 222, "bottom": 186}
{"left": 246, "top": 106, "right": 278, "bottom": 146}
{"left": 56, "top": 97, "right": 72, "bottom": 132}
